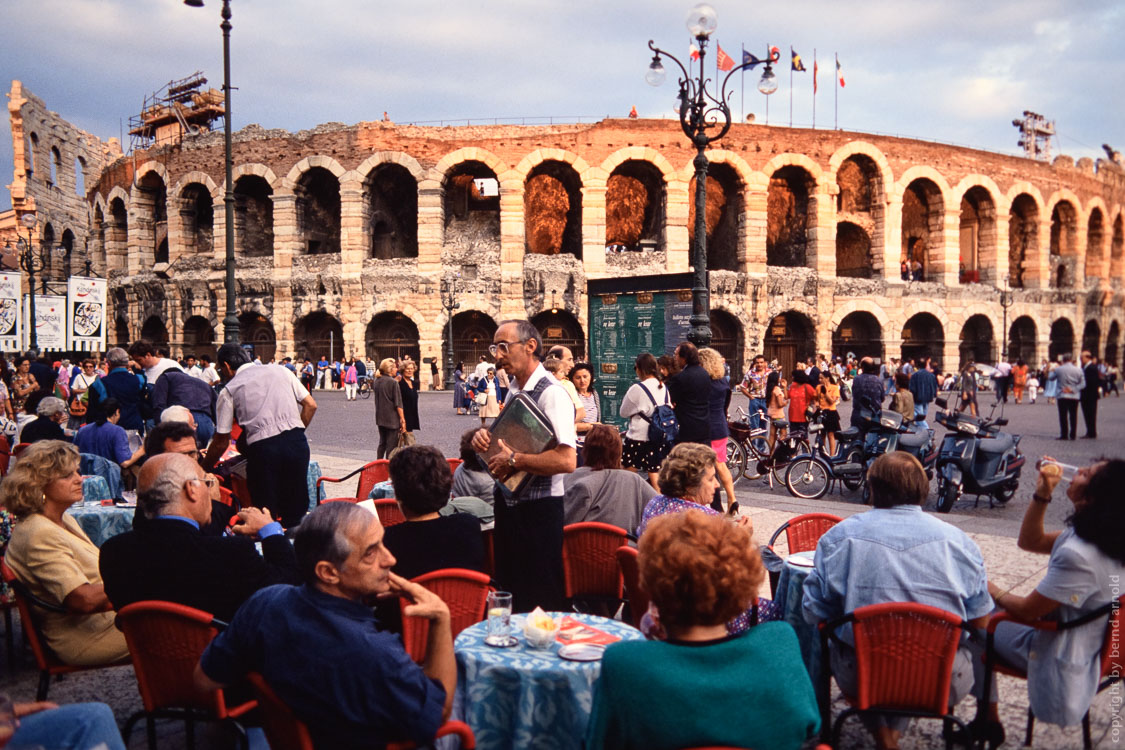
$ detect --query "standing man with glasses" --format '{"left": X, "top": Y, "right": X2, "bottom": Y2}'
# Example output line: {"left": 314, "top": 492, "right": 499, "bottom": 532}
{"left": 471, "top": 320, "right": 577, "bottom": 612}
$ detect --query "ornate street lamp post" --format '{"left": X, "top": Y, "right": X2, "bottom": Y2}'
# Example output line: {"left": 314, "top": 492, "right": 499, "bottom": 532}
{"left": 647, "top": 4, "right": 777, "bottom": 346}
{"left": 999, "top": 280, "right": 1014, "bottom": 361}
{"left": 14, "top": 212, "right": 66, "bottom": 350}
{"left": 441, "top": 276, "right": 460, "bottom": 390}
{"left": 185, "top": 0, "right": 239, "bottom": 344}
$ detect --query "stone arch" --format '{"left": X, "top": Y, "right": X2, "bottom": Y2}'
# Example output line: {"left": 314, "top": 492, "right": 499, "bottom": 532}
{"left": 898, "top": 300, "right": 952, "bottom": 335}
{"left": 685, "top": 159, "right": 747, "bottom": 271}
{"left": 1084, "top": 197, "right": 1108, "bottom": 283}
{"left": 901, "top": 312, "right": 946, "bottom": 369}
{"left": 835, "top": 221, "right": 872, "bottom": 278}
{"left": 894, "top": 165, "right": 953, "bottom": 201}
{"left": 899, "top": 171, "right": 947, "bottom": 282}
{"left": 171, "top": 171, "right": 219, "bottom": 201}
{"left": 182, "top": 315, "right": 216, "bottom": 358}
{"left": 829, "top": 300, "right": 891, "bottom": 332}
{"left": 832, "top": 310, "right": 885, "bottom": 362}
{"left": 240, "top": 311, "right": 277, "bottom": 362}
{"left": 295, "top": 166, "right": 341, "bottom": 254}
{"left": 766, "top": 163, "right": 816, "bottom": 267}
{"left": 107, "top": 185, "right": 130, "bottom": 209}
{"left": 365, "top": 310, "right": 421, "bottom": 362}
{"left": 956, "top": 180, "right": 999, "bottom": 283}
{"left": 1008, "top": 190, "right": 1041, "bottom": 288}
{"left": 134, "top": 160, "right": 170, "bottom": 185}
{"left": 959, "top": 313, "right": 995, "bottom": 368}
{"left": 177, "top": 180, "right": 215, "bottom": 257}
{"left": 1105, "top": 319, "right": 1121, "bottom": 368}
{"left": 362, "top": 161, "right": 418, "bottom": 259}
{"left": 141, "top": 315, "right": 169, "bottom": 346}
{"left": 530, "top": 309, "right": 586, "bottom": 360}
{"left": 1048, "top": 317, "right": 1076, "bottom": 362}
{"left": 131, "top": 167, "right": 168, "bottom": 268}
{"left": 234, "top": 173, "right": 274, "bottom": 258}
{"left": 294, "top": 310, "right": 345, "bottom": 361}
{"left": 441, "top": 158, "right": 501, "bottom": 253}
{"left": 513, "top": 148, "right": 592, "bottom": 183}
{"left": 1047, "top": 192, "right": 1080, "bottom": 288}
{"left": 355, "top": 151, "right": 426, "bottom": 182}
{"left": 443, "top": 309, "right": 500, "bottom": 369}
{"left": 1082, "top": 319, "right": 1101, "bottom": 358}
{"left": 230, "top": 162, "right": 280, "bottom": 191}
{"left": 763, "top": 310, "right": 816, "bottom": 374}
{"left": 106, "top": 193, "right": 129, "bottom": 273}
{"left": 607, "top": 158, "right": 667, "bottom": 252}
{"left": 706, "top": 308, "right": 744, "bottom": 381}
{"left": 1111, "top": 210, "right": 1124, "bottom": 281}
{"left": 524, "top": 159, "right": 583, "bottom": 257}
{"left": 1008, "top": 316, "right": 1038, "bottom": 365}
{"left": 599, "top": 146, "right": 677, "bottom": 182}
{"left": 761, "top": 152, "right": 825, "bottom": 184}
{"left": 92, "top": 192, "right": 108, "bottom": 216}
{"left": 828, "top": 141, "right": 894, "bottom": 193}
{"left": 834, "top": 148, "right": 889, "bottom": 279}
{"left": 284, "top": 155, "right": 348, "bottom": 186}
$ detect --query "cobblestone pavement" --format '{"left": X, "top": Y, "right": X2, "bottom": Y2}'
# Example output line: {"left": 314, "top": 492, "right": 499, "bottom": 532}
{"left": 2, "top": 388, "right": 1121, "bottom": 748}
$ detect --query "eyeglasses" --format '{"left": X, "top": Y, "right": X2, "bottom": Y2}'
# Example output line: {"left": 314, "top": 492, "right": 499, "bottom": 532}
{"left": 192, "top": 475, "right": 217, "bottom": 489}
{"left": 488, "top": 340, "right": 523, "bottom": 357}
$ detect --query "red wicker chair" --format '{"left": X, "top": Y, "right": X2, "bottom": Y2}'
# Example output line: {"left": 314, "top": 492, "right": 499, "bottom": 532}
{"left": 399, "top": 568, "right": 491, "bottom": 663}
{"left": 316, "top": 460, "right": 390, "bottom": 503}
{"left": 767, "top": 513, "right": 843, "bottom": 555}
{"left": 615, "top": 545, "right": 647, "bottom": 629}
{"left": 980, "top": 594, "right": 1124, "bottom": 749}
{"left": 0, "top": 559, "right": 130, "bottom": 700}
{"left": 562, "top": 522, "right": 629, "bottom": 614}
{"left": 373, "top": 498, "right": 406, "bottom": 528}
{"left": 818, "top": 601, "right": 972, "bottom": 748}
{"left": 116, "top": 601, "right": 256, "bottom": 748}
{"left": 248, "top": 672, "right": 476, "bottom": 750}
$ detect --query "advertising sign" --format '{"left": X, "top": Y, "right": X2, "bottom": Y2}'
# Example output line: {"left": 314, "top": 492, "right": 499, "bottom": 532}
{"left": 68, "top": 276, "right": 107, "bottom": 351}
{"left": 23, "top": 295, "right": 67, "bottom": 351}
{"left": 0, "top": 273, "right": 21, "bottom": 352}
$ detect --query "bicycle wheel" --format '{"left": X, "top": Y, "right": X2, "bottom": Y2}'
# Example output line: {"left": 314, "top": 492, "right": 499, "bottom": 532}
{"left": 771, "top": 439, "right": 810, "bottom": 485}
{"left": 785, "top": 457, "right": 830, "bottom": 499}
{"left": 725, "top": 438, "right": 746, "bottom": 485}
{"left": 359, "top": 380, "right": 372, "bottom": 399}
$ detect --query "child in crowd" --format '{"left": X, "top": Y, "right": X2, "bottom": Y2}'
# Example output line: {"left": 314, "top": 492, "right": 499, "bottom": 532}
{"left": 1027, "top": 373, "right": 1040, "bottom": 404}
{"left": 889, "top": 372, "right": 914, "bottom": 423}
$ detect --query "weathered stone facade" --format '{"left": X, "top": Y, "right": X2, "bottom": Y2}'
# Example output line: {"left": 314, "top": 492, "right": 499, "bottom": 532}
{"left": 10, "top": 80, "right": 1125, "bottom": 376}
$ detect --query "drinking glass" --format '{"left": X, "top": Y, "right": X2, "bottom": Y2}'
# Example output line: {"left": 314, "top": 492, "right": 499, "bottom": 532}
{"left": 1036, "top": 458, "right": 1080, "bottom": 484}
{"left": 485, "top": 591, "right": 513, "bottom": 646}
{"left": 0, "top": 693, "right": 16, "bottom": 748}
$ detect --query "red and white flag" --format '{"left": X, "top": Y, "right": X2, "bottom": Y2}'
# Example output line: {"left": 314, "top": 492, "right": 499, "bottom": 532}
{"left": 689, "top": 44, "right": 700, "bottom": 61}
{"left": 836, "top": 57, "right": 846, "bottom": 87}
{"left": 716, "top": 44, "right": 734, "bottom": 71}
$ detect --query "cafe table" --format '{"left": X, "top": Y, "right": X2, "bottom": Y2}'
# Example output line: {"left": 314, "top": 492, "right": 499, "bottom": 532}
{"left": 66, "top": 501, "right": 135, "bottom": 547}
{"left": 453, "top": 613, "right": 643, "bottom": 750}
{"left": 773, "top": 550, "right": 823, "bottom": 699}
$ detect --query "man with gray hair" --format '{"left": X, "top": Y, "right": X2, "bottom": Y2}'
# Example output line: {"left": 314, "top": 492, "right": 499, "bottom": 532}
{"left": 195, "top": 501, "right": 455, "bottom": 749}
{"left": 19, "top": 395, "right": 69, "bottom": 443}
{"left": 100, "top": 452, "right": 298, "bottom": 621}
{"left": 1053, "top": 352, "right": 1085, "bottom": 440}
{"left": 87, "top": 347, "right": 144, "bottom": 431}
{"left": 203, "top": 344, "right": 317, "bottom": 527}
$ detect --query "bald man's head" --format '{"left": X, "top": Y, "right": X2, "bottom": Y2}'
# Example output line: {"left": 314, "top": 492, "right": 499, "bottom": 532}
{"left": 137, "top": 452, "right": 209, "bottom": 522}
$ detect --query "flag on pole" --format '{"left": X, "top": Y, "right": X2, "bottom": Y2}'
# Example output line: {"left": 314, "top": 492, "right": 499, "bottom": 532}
{"left": 689, "top": 43, "right": 700, "bottom": 61}
{"left": 813, "top": 58, "right": 818, "bottom": 94}
{"left": 716, "top": 44, "right": 735, "bottom": 71}
{"left": 769, "top": 46, "right": 780, "bottom": 62}
{"left": 791, "top": 47, "right": 807, "bottom": 72}
{"left": 743, "top": 50, "right": 764, "bottom": 68}
{"left": 837, "top": 58, "right": 846, "bottom": 87}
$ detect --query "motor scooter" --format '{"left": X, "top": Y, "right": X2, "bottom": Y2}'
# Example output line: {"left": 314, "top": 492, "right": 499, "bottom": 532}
{"left": 932, "top": 397, "right": 1025, "bottom": 513}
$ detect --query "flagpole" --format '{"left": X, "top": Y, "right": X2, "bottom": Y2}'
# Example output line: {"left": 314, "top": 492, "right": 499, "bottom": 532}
{"left": 789, "top": 54, "right": 793, "bottom": 128}
{"left": 740, "top": 43, "right": 745, "bottom": 123}
{"left": 835, "top": 53, "right": 838, "bottom": 130}
{"left": 812, "top": 48, "right": 816, "bottom": 129}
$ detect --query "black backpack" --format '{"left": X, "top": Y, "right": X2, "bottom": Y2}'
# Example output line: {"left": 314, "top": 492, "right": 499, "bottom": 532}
{"left": 639, "top": 383, "right": 679, "bottom": 444}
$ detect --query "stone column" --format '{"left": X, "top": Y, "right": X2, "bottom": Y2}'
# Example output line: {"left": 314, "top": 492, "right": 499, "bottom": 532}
{"left": 931, "top": 205, "right": 959, "bottom": 286}
{"left": 883, "top": 194, "right": 904, "bottom": 284}
{"left": 417, "top": 174, "right": 444, "bottom": 275}
{"left": 271, "top": 191, "right": 299, "bottom": 355}
{"left": 339, "top": 175, "right": 367, "bottom": 358}
{"left": 743, "top": 177, "right": 768, "bottom": 275}
{"left": 665, "top": 178, "right": 690, "bottom": 273}
{"left": 811, "top": 182, "right": 837, "bottom": 276}
{"left": 498, "top": 174, "right": 526, "bottom": 320}
{"left": 581, "top": 170, "right": 607, "bottom": 278}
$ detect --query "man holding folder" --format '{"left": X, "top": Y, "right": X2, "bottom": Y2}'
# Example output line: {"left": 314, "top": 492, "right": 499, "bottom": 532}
{"left": 471, "top": 320, "right": 577, "bottom": 612}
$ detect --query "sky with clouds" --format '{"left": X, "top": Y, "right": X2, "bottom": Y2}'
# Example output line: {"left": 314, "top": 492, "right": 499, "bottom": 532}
{"left": 1, "top": 0, "right": 1122, "bottom": 211}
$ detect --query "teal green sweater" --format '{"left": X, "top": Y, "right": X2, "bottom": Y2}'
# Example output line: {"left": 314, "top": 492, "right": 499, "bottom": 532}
{"left": 585, "top": 621, "right": 820, "bottom": 750}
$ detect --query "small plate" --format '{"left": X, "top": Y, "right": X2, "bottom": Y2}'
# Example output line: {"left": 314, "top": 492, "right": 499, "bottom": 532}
{"left": 557, "top": 643, "right": 606, "bottom": 662}
{"left": 786, "top": 551, "right": 815, "bottom": 568}
{"left": 484, "top": 635, "right": 518, "bottom": 648}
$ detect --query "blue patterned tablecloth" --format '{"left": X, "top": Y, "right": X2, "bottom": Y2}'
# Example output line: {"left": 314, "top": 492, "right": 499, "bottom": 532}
{"left": 368, "top": 480, "right": 395, "bottom": 500}
{"left": 67, "top": 503, "right": 135, "bottom": 547}
{"left": 453, "top": 613, "right": 643, "bottom": 750}
{"left": 305, "top": 460, "right": 323, "bottom": 511}
{"left": 775, "top": 557, "right": 822, "bottom": 700}
{"left": 81, "top": 476, "right": 112, "bottom": 504}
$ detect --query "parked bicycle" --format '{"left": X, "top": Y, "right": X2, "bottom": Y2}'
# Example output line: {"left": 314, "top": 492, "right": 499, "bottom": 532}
{"left": 783, "top": 411, "right": 867, "bottom": 500}
{"left": 358, "top": 375, "right": 374, "bottom": 399}
{"left": 727, "top": 406, "right": 811, "bottom": 487}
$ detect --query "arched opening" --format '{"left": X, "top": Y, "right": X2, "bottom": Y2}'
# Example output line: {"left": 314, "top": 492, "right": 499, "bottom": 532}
{"left": 179, "top": 182, "right": 214, "bottom": 256}
{"left": 607, "top": 159, "right": 666, "bottom": 253}
{"left": 1112, "top": 214, "right": 1124, "bottom": 282}
{"left": 1085, "top": 207, "right": 1105, "bottom": 283}
{"left": 49, "top": 146, "right": 61, "bottom": 186}
{"left": 1008, "top": 317, "right": 1037, "bottom": 365}
{"left": 1106, "top": 321, "right": 1120, "bottom": 369}
{"left": 59, "top": 229, "right": 75, "bottom": 281}
{"left": 708, "top": 309, "right": 743, "bottom": 382}
{"left": 959, "top": 314, "right": 994, "bottom": 369}
{"left": 74, "top": 156, "right": 86, "bottom": 197}
{"left": 901, "top": 178, "right": 944, "bottom": 282}
{"left": 365, "top": 312, "right": 421, "bottom": 362}
{"left": 234, "top": 175, "right": 274, "bottom": 258}
{"left": 959, "top": 187, "right": 996, "bottom": 283}
{"left": 833, "top": 311, "right": 883, "bottom": 362}
{"left": 836, "top": 154, "right": 884, "bottom": 277}
{"left": 524, "top": 160, "right": 582, "bottom": 257}
{"left": 1049, "top": 200, "right": 1078, "bottom": 289}
{"left": 1082, "top": 320, "right": 1101, "bottom": 359}
{"left": 240, "top": 312, "right": 276, "bottom": 362}
{"left": 155, "top": 238, "right": 169, "bottom": 265}
{"left": 141, "top": 315, "right": 169, "bottom": 346}
{"left": 108, "top": 197, "right": 128, "bottom": 272}
{"left": 901, "top": 313, "right": 944, "bottom": 370}
{"left": 365, "top": 164, "right": 417, "bottom": 259}
{"left": 443, "top": 311, "right": 498, "bottom": 369}
{"left": 114, "top": 317, "right": 130, "bottom": 349}
{"left": 294, "top": 311, "right": 343, "bottom": 361}
{"left": 135, "top": 171, "right": 168, "bottom": 267}
{"left": 763, "top": 311, "right": 815, "bottom": 375}
{"left": 1008, "top": 194, "right": 1039, "bottom": 288}
{"left": 442, "top": 161, "right": 500, "bottom": 252}
{"left": 1048, "top": 318, "right": 1075, "bottom": 363}
{"left": 835, "top": 221, "right": 872, "bottom": 278}
{"left": 40, "top": 223, "right": 54, "bottom": 289}
{"left": 688, "top": 163, "right": 743, "bottom": 271}
{"left": 182, "top": 315, "right": 215, "bottom": 359}
{"left": 27, "top": 132, "right": 38, "bottom": 178}
{"left": 92, "top": 206, "right": 105, "bottom": 275}
{"left": 530, "top": 309, "right": 586, "bottom": 361}
{"left": 767, "top": 165, "right": 814, "bottom": 267}
{"left": 296, "top": 167, "right": 341, "bottom": 255}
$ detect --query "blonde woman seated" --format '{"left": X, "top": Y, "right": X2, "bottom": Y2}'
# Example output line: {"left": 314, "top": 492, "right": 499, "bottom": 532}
{"left": 1, "top": 440, "right": 128, "bottom": 666}
{"left": 586, "top": 512, "right": 819, "bottom": 750}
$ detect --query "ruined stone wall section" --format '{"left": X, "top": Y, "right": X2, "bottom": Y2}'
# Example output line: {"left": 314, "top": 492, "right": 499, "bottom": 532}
{"left": 75, "top": 117, "right": 1125, "bottom": 367}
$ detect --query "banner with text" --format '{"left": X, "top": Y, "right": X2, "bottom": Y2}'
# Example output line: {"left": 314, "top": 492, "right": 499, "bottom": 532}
{"left": 67, "top": 276, "right": 107, "bottom": 352}
{"left": 23, "top": 295, "right": 67, "bottom": 351}
{"left": 0, "top": 273, "right": 22, "bottom": 352}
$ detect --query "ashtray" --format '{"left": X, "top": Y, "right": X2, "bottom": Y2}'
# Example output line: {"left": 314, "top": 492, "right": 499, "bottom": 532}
{"left": 483, "top": 635, "right": 518, "bottom": 648}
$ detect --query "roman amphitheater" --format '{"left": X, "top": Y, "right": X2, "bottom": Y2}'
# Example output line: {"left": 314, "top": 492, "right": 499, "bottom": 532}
{"left": 6, "top": 80, "right": 1125, "bottom": 380}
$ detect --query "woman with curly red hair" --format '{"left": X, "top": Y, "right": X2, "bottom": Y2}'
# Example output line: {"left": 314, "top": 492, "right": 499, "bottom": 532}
{"left": 586, "top": 512, "right": 819, "bottom": 750}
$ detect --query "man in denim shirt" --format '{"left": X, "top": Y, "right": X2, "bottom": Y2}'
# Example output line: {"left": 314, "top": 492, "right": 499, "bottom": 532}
{"left": 802, "top": 452, "right": 992, "bottom": 750}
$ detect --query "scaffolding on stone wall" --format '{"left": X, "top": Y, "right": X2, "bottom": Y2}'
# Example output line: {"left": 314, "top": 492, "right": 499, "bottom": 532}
{"left": 128, "top": 72, "right": 225, "bottom": 152}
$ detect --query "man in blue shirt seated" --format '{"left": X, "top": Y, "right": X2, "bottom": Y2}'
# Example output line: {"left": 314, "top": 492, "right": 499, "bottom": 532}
{"left": 194, "top": 501, "right": 456, "bottom": 749}
{"left": 802, "top": 451, "right": 992, "bottom": 750}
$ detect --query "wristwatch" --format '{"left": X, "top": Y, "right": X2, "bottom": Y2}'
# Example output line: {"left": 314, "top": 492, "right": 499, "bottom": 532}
{"left": 507, "top": 453, "right": 517, "bottom": 470}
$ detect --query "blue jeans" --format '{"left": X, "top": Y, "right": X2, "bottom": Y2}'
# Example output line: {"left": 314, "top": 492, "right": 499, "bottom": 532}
{"left": 913, "top": 402, "right": 929, "bottom": 428}
{"left": 13, "top": 702, "right": 126, "bottom": 750}
{"left": 748, "top": 397, "right": 768, "bottom": 452}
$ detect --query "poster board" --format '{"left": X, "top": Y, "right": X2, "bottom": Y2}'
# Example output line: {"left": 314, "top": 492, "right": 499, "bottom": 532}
{"left": 23, "top": 294, "right": 67, "bottom": 351}
{"left": 0, "top": 273, "right": 21, "bottom": 352}
{"left": 67, "top": 276, "right": 107, "bottom": 352}
{"left": 587, "top": 273, "right": 694, "bottom": 429}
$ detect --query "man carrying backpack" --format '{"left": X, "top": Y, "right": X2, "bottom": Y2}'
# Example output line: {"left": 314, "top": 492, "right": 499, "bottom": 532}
{"left": 620, "top": 352, "right": 679, "bottom": 490}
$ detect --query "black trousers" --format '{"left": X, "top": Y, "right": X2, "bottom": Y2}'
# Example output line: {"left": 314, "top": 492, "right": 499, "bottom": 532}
{"left": 1080, "top": 395, "right": 1098, "bottom": 437}
{"left": 376, "top": 426, "right": 398, "bottom": 459}
{"left": 245, "top": 427, "right": 311, "bottom": 528}
{"left": 492, "top": 491, "right": 565, "bottom": 613}
{"left": 996, "top": 376, "right": 1010, "bottom": 403}
{"left": 1057, "top": 399, "right": 1080, "bottom": 440}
